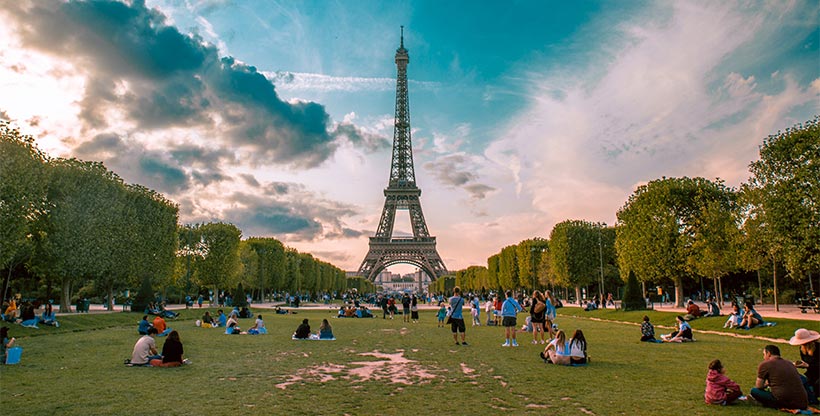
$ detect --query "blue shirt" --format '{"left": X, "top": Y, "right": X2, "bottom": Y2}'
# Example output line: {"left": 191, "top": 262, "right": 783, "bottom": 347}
{"left": 501, "top": 298, "right": 523, "bottom": 317}
{"left": 449, "top": 295, "right": 465, "bottom": 319}
{"left": 138, "top": 319, "right": 151, "bottom": 334}
{"left": 218, "top": 313, "right": 227, "bottom": 327}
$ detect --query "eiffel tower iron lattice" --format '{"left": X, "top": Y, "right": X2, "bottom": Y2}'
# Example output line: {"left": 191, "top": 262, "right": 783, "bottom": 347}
{"left": 357, "top": 27, "right": 448, "bottom": 282}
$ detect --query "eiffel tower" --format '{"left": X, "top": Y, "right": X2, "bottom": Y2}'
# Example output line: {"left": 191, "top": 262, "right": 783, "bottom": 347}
{"left": 357, "top": 27, "right": 448, "bottom": 282}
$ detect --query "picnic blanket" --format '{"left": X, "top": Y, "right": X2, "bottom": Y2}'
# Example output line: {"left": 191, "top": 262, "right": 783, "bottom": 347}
{"left": 292, "top": 334, "right": 335, "bottom": 341}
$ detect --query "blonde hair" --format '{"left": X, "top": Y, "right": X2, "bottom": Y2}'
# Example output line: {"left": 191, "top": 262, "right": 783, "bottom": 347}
{"left": 802, "top": 341, "right": 817, "bottom": 356}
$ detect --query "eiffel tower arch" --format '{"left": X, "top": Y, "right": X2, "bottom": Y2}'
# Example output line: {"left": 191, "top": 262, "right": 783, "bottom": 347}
{"left": 357, "top": 27, "right": 448, "bottom": 283}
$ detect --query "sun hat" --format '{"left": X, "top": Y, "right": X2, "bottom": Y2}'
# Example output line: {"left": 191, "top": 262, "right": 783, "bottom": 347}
{"left": 788, "top": 328, "right": 820, "bottom": 345}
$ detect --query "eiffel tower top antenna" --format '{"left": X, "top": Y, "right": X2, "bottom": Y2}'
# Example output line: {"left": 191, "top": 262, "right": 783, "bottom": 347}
{"left": 400, "top": 26, "right": 404, "bottom": 48}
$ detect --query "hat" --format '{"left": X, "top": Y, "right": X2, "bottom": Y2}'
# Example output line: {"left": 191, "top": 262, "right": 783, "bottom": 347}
{"left": 789, "top": 328, "right": 820, "bottom": 346}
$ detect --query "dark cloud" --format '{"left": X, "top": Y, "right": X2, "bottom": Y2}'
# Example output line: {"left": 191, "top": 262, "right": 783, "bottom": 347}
{"left": 222, "top": 186, "right": 360, "bottom": 241}
{"left": 1, "top": 0, "right": 369, "bottom": 168}
{"left": 191, "top": 169, "right": 229, "bottom": 186}
{"left": 138, "top": 155, "right": 189, "bottom": 192}
{"left": 424, "top": 154, "right": 496, "bottom": 200}
{"left": 169, "top": 142, "right": 235, "bottom": 167}
{"left": 332, "top": 122, "right": 390, "bottom": 152}
{"left": 238, "top": 173, "right": 260, "bottom": 188}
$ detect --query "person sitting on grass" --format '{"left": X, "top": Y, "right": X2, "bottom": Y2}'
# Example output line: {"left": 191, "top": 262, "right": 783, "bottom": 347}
{"left": 704, "top": 359, "right": 744, "bottom": 405}
{"left": 751, "top": 344, "right": 808, "bottom": 410}
{"left": 1, "top": 326, "right": 16, "bottom": 365}
{"left": 703, "top": 297, "right": 721, "bottom": 317}
{"left": 789, "top": 328, "right": 820, "bottom": 405}
{"left": 201, "top": 311, "right": 215, "bottom": 328}
{"left": 738, "top": 302, "right": 764, "bottom": 329}
{"left": 661, "top": 315, "right": 693, "bottom": 343}
{"left": 685, "top": 299, "right": 703, "bottom": 320}
{"left": 568, "top": 329, "right": 588, "bottom": 365}
{"left": 20, "top": 301, "right": 40, "bottom": 328}
{"left": 40, "top": 300, "right": 58, "bottom": 327}
{"left": 247, "top": 315, "right": 265, "bottom": 335}
{"left": 130, "top": 327, "right": 161, "bottom": 366}
{"left": 226, "top": 315, "right": 241, "bottom": 334}
{"left": 149, "top": 330, "right": 185, "bottom": 367}
{"left": 318, "top": 319, "right": 335, "bottom": 340}
{"left": 541, "top": 330, "right": 570, "bottom": 365}
{"left": 723, "top": 303, "right": 742, "bottom": 328}
{"left": 152, "top": 315, "right": 172, "bottom": 336}
{"left": 275, "top": 306, "right": 290, "bottom": 315}
{"left": 217, "top": 309, "right": 227, "bottom": 327}
{"left": 294, "top": 319, "right": 311, "bottom": 339}
{"left": 138, "top": 315, "right": 152, "bottom": 335}
{"left": 640, "top": 315, "right": 658, "bottom": 342}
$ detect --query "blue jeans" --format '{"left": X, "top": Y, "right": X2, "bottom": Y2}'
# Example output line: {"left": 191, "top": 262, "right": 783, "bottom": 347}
{"left": 750, "top": 388, "right": 777, "bottom": 408}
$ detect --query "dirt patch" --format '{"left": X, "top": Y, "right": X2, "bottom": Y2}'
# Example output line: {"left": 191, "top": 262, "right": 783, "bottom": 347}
{"left": 275, "top": 349, "right": 439, "bottom": 390}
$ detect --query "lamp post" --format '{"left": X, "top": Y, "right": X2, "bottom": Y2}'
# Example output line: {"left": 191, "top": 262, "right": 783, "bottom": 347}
{"left": 598, "top": 222, "right": 606, "bottom": 306}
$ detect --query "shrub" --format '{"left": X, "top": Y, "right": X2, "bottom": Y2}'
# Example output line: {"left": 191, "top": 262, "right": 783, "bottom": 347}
{"left": 232, "top": 283, "right": 248, "bottom": 308}
{"left": 622, "top": 271, "right": 646, "bottom": 311}
{"left": 132, "top": 275, "right": 153, "bottom": 313}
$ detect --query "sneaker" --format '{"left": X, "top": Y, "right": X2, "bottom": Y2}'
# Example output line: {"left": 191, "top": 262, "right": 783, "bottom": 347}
{"left": 532, "top": 340, "right": 538, "bottom": 344}
{"left": 512, "top": 340, "right": 519, "bottom": 347}
{"left": 55, "top": 322, "right": 60, "bottom": 328}
{"left": 540, "top": 340, "right": 546, "bottom": 344}
{"left": 502, "top": 341, "right": 510, "bottom": 347}
{"left": 461, "top": 342, "right": 468, "bottom": 346}
{"left": 738, "top": 396, "right": 747, "bottom": 401}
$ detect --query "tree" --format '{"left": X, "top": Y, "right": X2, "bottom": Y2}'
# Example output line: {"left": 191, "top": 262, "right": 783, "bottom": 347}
{"left": 621, "top": 271, "right": 646, "bottom": 311}
{"left": 616, "top": 177, "right": 736, "bottom": 307}
{"left": 549, "top": 220, "right": 601, "bottom": 302}
{"left": 132, "top": 274, "right": 154, "bottom": 313}
{"left": 745, "top": 117, "right": 819, "bottom": 308}
{"left": 195, "top": 222, "right": 242, "bottom": 301}
{"left": 1, "top": 122, "right": 48, "bottom": 299}
{"left": 232, "top": 282, "right": 248, "bottom": 308}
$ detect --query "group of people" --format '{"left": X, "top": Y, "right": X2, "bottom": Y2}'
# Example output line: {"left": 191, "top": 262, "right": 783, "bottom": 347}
{"left": 703, "top": 328, "right": 819, "bottom": 410}
{"left": 2, "top": 298, "right": 60, "bottom": 328}
{"left": 293, "top": 318, "right": 335, "bottom": 340}
{"left": 337, "top": 304, "right": 374, "bottom": 318}
{"left": 129, "top": 327, "right": 186, "bottom": 367}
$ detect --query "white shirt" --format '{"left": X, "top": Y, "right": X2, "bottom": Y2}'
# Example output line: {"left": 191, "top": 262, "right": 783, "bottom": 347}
{"left": 131, "top": 335, "right": 155, "bottom": 364}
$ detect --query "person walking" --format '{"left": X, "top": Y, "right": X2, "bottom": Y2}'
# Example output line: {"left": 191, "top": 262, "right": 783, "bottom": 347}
{"left": 750, "top": 344, "right": 808, "bottom": 410}
{"left": 449, "top": 287, "right": 467, "bottom": 346}
{"left": 500, "top": 290, "right": 523, "bottom": 347}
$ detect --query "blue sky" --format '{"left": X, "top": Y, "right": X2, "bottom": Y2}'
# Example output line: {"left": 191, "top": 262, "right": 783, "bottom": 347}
{"left": 1, "top": 0, "right": 817, "bottom": 274}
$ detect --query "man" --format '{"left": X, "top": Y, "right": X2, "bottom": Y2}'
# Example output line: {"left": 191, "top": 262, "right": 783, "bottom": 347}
{"left": 217, "top": 309, "right": 227, "bottom": 327}
{"left": 751, "top": 345, "right": 808, "bottom": 410}
{"left": 686, "top": 300, "right": 703, "bottom": 318}
{"left": 152, "top": 315, "right": 170, "bottom": 336}
{"left": 500, "top": 290, "right": 524, "bottom": 347}
{"left": 138, "top": 315, "right": 152, "bottom": 335}
{"left": 401, "top": 293, "right": 411, "bottom": 323}
{"left": 130, "top": 327, "right": 160, "bottom": 365}
{"left": 449, "top": 287, "right": 467, "bottom": 346}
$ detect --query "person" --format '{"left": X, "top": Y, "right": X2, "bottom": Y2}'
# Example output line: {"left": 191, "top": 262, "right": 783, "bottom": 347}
{"left": 449, "top": 286, "right": 467, "bottom": 346}
{"left": 704, "top": 359, "right": 743, "bottom": 405}
{"left": 130, "top": 327, "right": 161, "bottom": 365}
{"left": 152, "top": 315, "right": 171, "bottom": 336}
{"left": 226, "top": 314, "right": 241, "bottom": 334}
{"left": 661, "top": 315, "right": 693, "bottom": 342}
{"left": 380, "top": 295, "right": 389, "bottom": 319}
{"left": 294, "top": 319, "right": 311, "bottom": 339}
{"left": 149, "top": 330, "right": 184, "bottom": 367}
{"left": 387, "top": 296, "right": 397, "bottom": 320}
{"left": 41, "top": 300, "right": 58, "bottom": 327}
{"left": 138, "top": 315, "right": 152, "bottom": 335}
{"left": 275, "top": 306, "right": 290, "bottom": 315}
{"left": 318, "top": 319, "right": 335, "bottom": 340}
{"left": 1, "top": 327, "right": 15, "bottom": 365}
{"left": 499, "top": 290, "right": 523, "bottom": 347}
{"left": 723, "top": 303, "right": 742, "bottom": 328}
{"left": 789, "top": 328, "right": 820, "bottom": 405}
{"left": 401, "top": 293, "right": 411, "bottom": 323}
{"left": 568, "top": 329, "right": 588, "bottom": 365}
{"left": 493, "top": 295, "right": 503, "bottom": 325}
{"left": 197, "top": 295, "right": 203, "bottom": 308}
{"left": 411, "top": 294, "right": 419, "bottom": 323}
{"left": 248, "top": 315, "right": 266, "bottom": 335}
{"left": 20, "top": 301, "right": 38, "bottom": 328}
{"left": 436, "top": 303, "right": 447, "bottom": 327}
{"left": 738, "top": 302, "right": 764, "bottom": 329}
{"left": 750, "top": 344, "right": 808, "bottom": 410}
{"left": 542, "top": 330, "right": 570, "bottom": 365}
{"left": 201, "top": 311, "right": 215, "bottom": 328}
{"left": 545, "top": 290, "right": 558, "bottom": 339}
{"left": 530, "top": 291, "right": 547, "bottom": 344}
{"left": 217, "top": 309, "right": 227, "bottom": 327}
{"left": 470, "top": 295, "right": 480, "bottom": 326}
{"left": 606, "top": 293, "right": 615, "bottom": 307}
{"left": 704, "top": 297, "right": 721, "bottom": 317}
{"left": 685, "top": 299, "right": 703, "bottom": 320}
{"left": 4, "top": 298, "right": 17, "bottom": 322}
{"left": 484, "top": 298, "right": 495, "bottom": 326}
{"left": 640, "top": 315, "right": 658, "bottom": 342}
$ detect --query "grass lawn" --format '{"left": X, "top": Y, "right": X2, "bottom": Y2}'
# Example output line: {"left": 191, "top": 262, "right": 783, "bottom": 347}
{"left": 1, "top": 305, "right": 816, "bottom": 415}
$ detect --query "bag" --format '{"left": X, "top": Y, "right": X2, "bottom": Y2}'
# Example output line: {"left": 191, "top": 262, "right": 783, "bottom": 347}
{"left": 445, "top": 308, "right": 453, "bottom": 324}
{"left": 533, "top": 301, "right": 545, "bottom": 314}
{"left": 6, "top": 346, "right": 22, "bottom": 365}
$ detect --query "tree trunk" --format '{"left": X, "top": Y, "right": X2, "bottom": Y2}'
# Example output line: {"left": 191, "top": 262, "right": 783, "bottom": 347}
{"left": 61, "top": 278, "right": 72, "bottom": 313}
{"left": 575, "top": 286, "right": 582, "bottom": 305}
{"left": 107, "top": 284, "right": 115, "bottom": 312}
{"left": 773, "top": 257, "right": 779, "bottom": 312}
{"left": 717, "top": 277, "right": 723, "bottom": 307}
{"left": 2, "top": 266, "right": 12, "bottom": 303}
{"left": 757, "top": 269, "right": 763, "bottom": 305}
{"left": 674, "top": 277, "right": 684, "bottom": 308}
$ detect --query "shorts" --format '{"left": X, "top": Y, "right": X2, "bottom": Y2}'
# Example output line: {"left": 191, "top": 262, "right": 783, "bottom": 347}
{"left": 502, "top": 316, "right": 517, "bottom": 327}
{"left": 450, "top": 318, "right": 466, "bottom": 333}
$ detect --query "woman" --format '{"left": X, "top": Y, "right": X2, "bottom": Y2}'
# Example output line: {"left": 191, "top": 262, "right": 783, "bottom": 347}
{"left": 1, "top": 327, "right": 15, "bottom": 364}
{"left": 738, "top": 302, "right": 764, "bottom": 329}
{"left": 544, "top": 291, "right": 558, "bottom": 339}
{"left": 150, "top": 330, "right": 184, "bottom": 367}
{"left": 662, "top": 315, "right": 693, "bottom": 342}
{"left": 790, "top": 328, "right": 820, "bottom": 404}
{"left": 529, "top": 291, "right": 547, "bottom": 345}
{"left": 411, "top": 295, "right": 420, "bottom": 323}
{"left": 248, "top": 315, "right": 265, "bottom": 335}
{"left": 318, "top": 319, "right": 335, "bottom": 340}
{"left": 568, "top": 329, "right": 588, "bottom": 364}
{"left": 640, "top": 315, "right": 657, "bottom": 342}
{"left": 201, "top": 311, "right": 215, "bottom": 328}
{"left": 541, "top": 330, "right": 571, "bottom": 365}
{"left": 294, "top": 319, "right": 311, "bottom": 339}
{"left": 723, "top": 303, "right": 741, "bottom": 328}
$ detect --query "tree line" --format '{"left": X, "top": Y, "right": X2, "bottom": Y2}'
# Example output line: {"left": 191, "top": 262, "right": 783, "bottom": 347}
{"left": 1, "top": 121, "right": 354, "bottom": 312}
{"left": 436, "top": 117, "right": 819, "bottom": 308}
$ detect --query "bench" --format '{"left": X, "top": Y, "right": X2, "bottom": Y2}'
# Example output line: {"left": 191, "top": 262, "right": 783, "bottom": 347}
{"left": 798, "top": 298, "right": 820, "bottom": 314}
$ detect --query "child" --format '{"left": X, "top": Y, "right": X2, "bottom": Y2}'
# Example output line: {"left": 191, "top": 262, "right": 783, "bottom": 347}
{"left": 436, "top": 303, "right": 447, "bottom": 327}
{"left": 640, "top": 315, "right": 657, "bottom": 342}
{"left": 723, "top": 303, "right": 742, "bottom": 328}
{"left": 704, "top": 359, "right": 744, "bottom": 405}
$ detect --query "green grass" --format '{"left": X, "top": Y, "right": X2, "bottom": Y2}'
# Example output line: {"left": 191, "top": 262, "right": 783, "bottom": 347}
{"left": 1, "top": 306, "right": 816, "bottom": 415}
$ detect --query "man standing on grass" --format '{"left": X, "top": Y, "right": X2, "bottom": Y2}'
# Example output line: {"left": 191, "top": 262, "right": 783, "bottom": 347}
{"left": 501, "top": 290, "right": 524, "bottom": 347}
{"left": 449, "top": 287, "right": 467, "bottom": 346}
{"left": 750, "top": 344, "right": 808, "bottom": 410}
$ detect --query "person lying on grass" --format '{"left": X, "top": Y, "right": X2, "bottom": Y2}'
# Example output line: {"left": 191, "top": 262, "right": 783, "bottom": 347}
{"left": 661, "top": 315, "right": 693, "bottom": 343}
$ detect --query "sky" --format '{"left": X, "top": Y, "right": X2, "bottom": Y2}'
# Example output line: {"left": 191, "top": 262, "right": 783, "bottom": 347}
{"left": 1, "top": 0, "right": 818, "bottom": 275}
